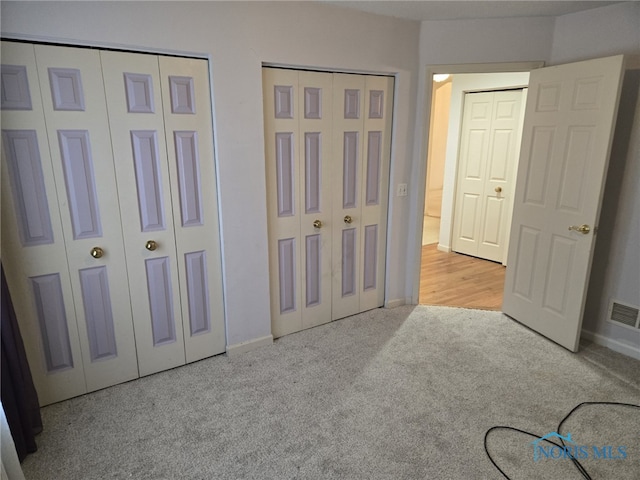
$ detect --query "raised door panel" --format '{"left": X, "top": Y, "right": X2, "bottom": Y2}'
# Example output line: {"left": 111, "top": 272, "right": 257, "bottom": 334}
{"left": 263, "top": 68, "right": 303, "bottom": 337}
{"left": 359, "top": 75, "right": 393, "bottom": 312}
{"left": 100, "top": 50, "right": 185, "bottom": 376}
{"left": 1, "top": 41, "right": 85, "bottom": 405}
{"left": 33, "top": 44, "right": 140, "bottom": 392}
{"left": 159, "top": 55, "right": 225, "bottom": 363}
{"left": 331, "top": 73, "right": 365, "bottom": 321}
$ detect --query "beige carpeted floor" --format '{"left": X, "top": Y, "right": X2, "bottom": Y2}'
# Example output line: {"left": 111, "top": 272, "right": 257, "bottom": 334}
{"left": 21, "top": 306, "right": 640, "bottom": 479}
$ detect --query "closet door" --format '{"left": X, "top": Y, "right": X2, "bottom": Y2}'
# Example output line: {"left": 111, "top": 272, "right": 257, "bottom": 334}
{"left": 264, "top": 68, "right": 393, "bottom": 337}
{"left": 1, "top": 42, "right": 87, "bottom": 405}
{"left": 33, "top": 44, "right": 139, "bottom": 392}
{"left": 158, "top": 56, "right": 226, "bottom": 362}
{"left": 101, "top": 51, "right": 185, "bottom": 376}
{"left": 452, "top": 90, "right": 524, "bottom": 263}
{"left": 263, "top": 68, "right": 334, "bottom": 337}
{"left": 359, "top": 75, "right": 393, "bottom": 312}
{"left": 332, "top": 74, "right": 393, "bottom": 320}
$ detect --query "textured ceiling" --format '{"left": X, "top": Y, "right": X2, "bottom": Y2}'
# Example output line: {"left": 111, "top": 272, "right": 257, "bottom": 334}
{"left": 322, "top": 1, "right": 624, "bottom": 22}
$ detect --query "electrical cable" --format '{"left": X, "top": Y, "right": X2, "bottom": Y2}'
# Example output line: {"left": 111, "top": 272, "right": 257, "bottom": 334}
{"left": 484, "top": 401, "right": 640, "bottom": 479}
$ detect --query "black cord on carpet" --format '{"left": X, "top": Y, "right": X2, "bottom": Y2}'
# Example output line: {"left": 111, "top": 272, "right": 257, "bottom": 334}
{"left": 484, "top": 401, "right": 640, "bottom": 479}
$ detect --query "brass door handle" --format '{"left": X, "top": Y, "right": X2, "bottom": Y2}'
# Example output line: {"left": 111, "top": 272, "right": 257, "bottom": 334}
{"left": 568, "top": 224, "right": 590, "bottom": 235}
{"left": 90, "top": 247, "right": 104, "bottom": 259}
{"left": 495, "top": 186, "right": 502, "bottom": 193}
{"left": 145, "top": 240, "right": 158, "bottom": 251}
{"left": 344, "top": 215, "right": 353, "bottom": 224}
{"left": 312, "top": 220, "right": 322, "bottom": 229}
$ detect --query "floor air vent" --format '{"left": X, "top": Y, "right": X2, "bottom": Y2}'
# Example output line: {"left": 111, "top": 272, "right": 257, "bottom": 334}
{"left": 607, "top": 300, "right": 640, "bottom": 329}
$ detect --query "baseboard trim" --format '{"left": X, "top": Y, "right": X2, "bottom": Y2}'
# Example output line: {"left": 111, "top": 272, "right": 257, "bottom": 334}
{"left": 226, "top": 335, "right": 273, "bottom": 357}
{"left": 437, "top": 244, "right": 451, "bottom": 253}
{"left": 581, "top": 329, "right": 640, "bottom": 360}
{"left": 385, "top": 298, "right": 406, "bottom": 309}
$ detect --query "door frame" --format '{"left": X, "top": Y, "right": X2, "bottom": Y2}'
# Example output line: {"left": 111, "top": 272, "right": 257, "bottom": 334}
{"left": 411, "top": 62, "right": 544, "bottom": 304}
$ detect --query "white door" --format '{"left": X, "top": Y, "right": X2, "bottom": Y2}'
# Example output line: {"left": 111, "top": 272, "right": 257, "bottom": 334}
{"left": 263, "top": 68, "right": 393, "bottom": 337}
{"left": 1, "top": 41, "right": 226, "bottom": 404}
{"left": 101, "top": 51, "right": 186, "bottom": 376}
{"left": 1, "top": 42, "right": 140, "bottom": 405}
{"left": 503, "top": 55, "right": 625, "bottom": 351}
{"left": 263, "top": 68, "right": 334, "bottom": 338}
{"left": 158, "top": 55, "right": 226, "bottom": 364}
{"left": 1, "top": 42, "right": 89, "bottom": 405}
{"left": 452, "top": 89, "right": 525, "bottom": 263}
{"left": 331, "top": 73, "right": 392, "bottom": 320}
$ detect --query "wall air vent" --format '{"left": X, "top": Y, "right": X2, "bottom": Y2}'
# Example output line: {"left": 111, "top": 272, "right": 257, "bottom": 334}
{"left": 607, "top": 299, "right": 640, "bottom": 329}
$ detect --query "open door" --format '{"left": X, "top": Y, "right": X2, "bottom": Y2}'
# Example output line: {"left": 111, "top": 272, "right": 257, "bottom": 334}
{"left": 503, "top": 55, "right": 625, "bottom": 351}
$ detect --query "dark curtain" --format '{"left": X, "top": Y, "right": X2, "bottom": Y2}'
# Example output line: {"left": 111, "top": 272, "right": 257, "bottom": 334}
{"left": 1, "top": 264, "right": 42, "bottom": 461}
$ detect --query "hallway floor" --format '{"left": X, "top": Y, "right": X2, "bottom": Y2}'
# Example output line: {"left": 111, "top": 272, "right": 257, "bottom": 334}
{"left": 419, "top": 244, "right": 505, "bottom": 310}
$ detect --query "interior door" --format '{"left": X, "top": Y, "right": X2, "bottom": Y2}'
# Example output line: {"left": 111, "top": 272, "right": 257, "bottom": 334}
{"left": 331, "top": 73, "right": 393, "bottom": 319}
{"left": 263, "top": 68, "right": 393, "bottom": 337}
{"left": 33, "top": 44, "right": 140, "bottom": 392}
{"left": 1, "top": 42, "right": 87, "bottom": 405}
{"left": 452, "top": 89, "right": 524, "bottom": 263}
{"left": 503, "top": 55, "right": 625, "bottom": 351}
{"left": 101, "top": 51, "right": 185, "bottom": 376}
{"left": 263, "top": 68, "right": 334, "bottom": 338}
{"left": 158, "top": 55, "right": 226, "bottom": 364}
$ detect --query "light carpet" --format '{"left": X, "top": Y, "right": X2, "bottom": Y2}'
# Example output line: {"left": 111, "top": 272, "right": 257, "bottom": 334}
{"left": 21, "top": 306, "right": 640, "bottom": 479}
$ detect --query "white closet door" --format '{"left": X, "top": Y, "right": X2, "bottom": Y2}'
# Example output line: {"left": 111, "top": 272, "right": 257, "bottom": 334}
{"left": 359, "top": 75, "right": 393, "bottom": 312}
{"left": 101, "top": 51, "right": 185, "bottom": 376}
{"left": 158, "top": 56, "right": 226, "bottom": 362}
{"left": 265, "top": 68, "right": 393, "bottom": 336}
{"left": 32, "top": 44, "right": 139, "bottom": 393}
{"left": 331, "top": 73, "right": 366, "bottom": 320}
{"left": 297, "top": 71, "right": 334, "bottom": 331}
{"left": 264, "top": 68, "right": 335, "bottom": 337}
{"left": 452, "top": 90, "right": 524, "bottom": 263}
{"left": 1, "top": 42, "right": 87, "bottom": 405}
{"left": 332, "top": 74, "right": 393, "bottom": 318}
{"left": 264, "top": 68, "right": 302, "bottom": 338}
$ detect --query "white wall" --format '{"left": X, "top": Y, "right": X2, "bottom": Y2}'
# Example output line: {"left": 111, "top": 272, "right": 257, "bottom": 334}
{"left": 438, "top": 72, "right": 530, "bottom": 252}
{"left": 1, "top": 1, "right": 420, "bottom": 347}
{"left": 551, "top": 2, "right": 640, "bottom": 358}
{"left": 550, "top": 1, "right": 640, "bottom": 65}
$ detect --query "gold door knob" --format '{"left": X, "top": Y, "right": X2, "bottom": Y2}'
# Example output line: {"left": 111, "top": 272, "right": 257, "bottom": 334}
{"left": 145, "top": 240, "right": 158, "bottom": 251}
{"left": 495, "top": 186, "right": 502, "bottom": 193}
{"left": 312, "top": 220, "right": 322, "bottom": 229}
{"left": 90, "top": 247, "right": 104, "bottom": 259}
{"left": 568, "top": 224, "right": 590, "bottom": 235}
{"left": 344, "top": 215, "right": 353, "bottom": 224}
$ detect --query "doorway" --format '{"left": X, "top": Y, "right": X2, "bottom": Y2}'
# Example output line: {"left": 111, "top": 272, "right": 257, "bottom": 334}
{"left": 419, "top": 70, "right": 531, "bottom": 310}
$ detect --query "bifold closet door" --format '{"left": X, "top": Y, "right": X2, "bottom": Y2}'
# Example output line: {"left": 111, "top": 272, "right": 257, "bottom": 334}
{"left": 1, "top": 41, "right": 226, "bottom": 404}
{"left": 101, "top": 51, "right": 225, "bottom": 375}
{"left": 263, "top": 68, "right": 393, "bottom": 337}
{"left": 1, "top": 42, "right": 139, "bottom": 405}
{"left": 331, "top": 74, "right": 393, "bottom": 320}
{"left": 264, "top": 68, "right": 334, "bottom": 338}
{"left": 158, "top": 55, "right": 226, "bottom": 364}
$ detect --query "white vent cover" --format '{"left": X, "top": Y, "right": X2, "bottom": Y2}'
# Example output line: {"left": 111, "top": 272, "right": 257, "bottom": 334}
{"left": 607, "top": 299, "right": 640, "bottom": 329}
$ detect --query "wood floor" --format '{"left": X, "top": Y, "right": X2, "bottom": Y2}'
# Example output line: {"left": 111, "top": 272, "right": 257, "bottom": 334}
{"left": 419, "top": 244, "right": 505, "bottom": 310}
